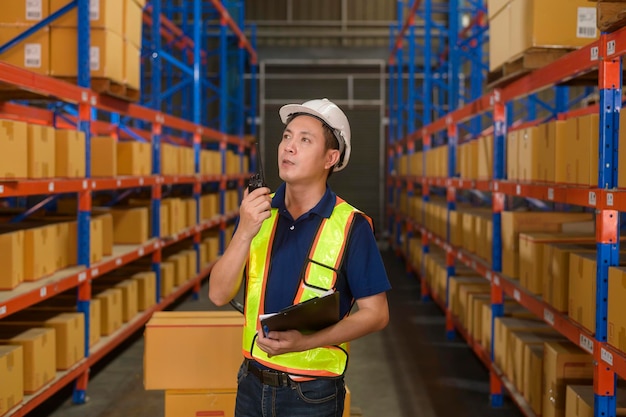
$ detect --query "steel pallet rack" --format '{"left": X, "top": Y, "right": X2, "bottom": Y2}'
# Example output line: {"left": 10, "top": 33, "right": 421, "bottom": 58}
{"left": 0, "top": 1, "right": 256, "bottom": 415}
{"left": 388, "top": 3, "right": 626, "bottom": 417}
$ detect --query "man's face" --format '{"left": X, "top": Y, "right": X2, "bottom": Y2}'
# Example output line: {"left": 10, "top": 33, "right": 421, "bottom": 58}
{"left": 278, "top": 115, "right": 334, "bottom": 184}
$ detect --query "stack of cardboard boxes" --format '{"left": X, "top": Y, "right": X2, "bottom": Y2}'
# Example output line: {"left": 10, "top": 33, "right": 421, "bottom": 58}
{"left": 0, "top": 0, "right": 145, "bottom": 96}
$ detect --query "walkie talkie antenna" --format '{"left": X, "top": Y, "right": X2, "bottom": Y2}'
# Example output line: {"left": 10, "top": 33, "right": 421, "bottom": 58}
{"left": 248, "top": 141, "right": 267, "bottom": 192}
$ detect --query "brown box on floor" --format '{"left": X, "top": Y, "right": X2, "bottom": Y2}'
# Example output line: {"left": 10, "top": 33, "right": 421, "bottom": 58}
{"left": 542, "top": 340, "right": 594, "bottom": 417}
{"left": 0, "top": 345, "right": 23, "bottom": 416}
{"left": 165, "top": 390, "right": 236, "bottom": 417}
{"left": 0, "top": 312, "right": 84, "bottom": 370}
{"left": 0, "top": 327, "right": 56, "bottom": 394}
{"left": 144, "top": 312, "right": 244, "bottom": 390}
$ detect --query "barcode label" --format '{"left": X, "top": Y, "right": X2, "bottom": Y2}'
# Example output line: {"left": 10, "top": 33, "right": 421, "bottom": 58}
{"left": 26, "top": 0, "right": 42, "bottom": 20}
{"left": 90, "top": 0, "right": 100, "bottom": 20}
{"left": 24, "top": 43, "right": 41, "bottom": 68}
{"left": 601, "top": 348, "right": 614, "bottom": 366}
{"left": 90, "top": 46, "right": 100, "bottom": 71}
{"left": 579, "top": 334, "right": 594, "bottom": 354}
{"left": 577, "top": 7, "right": 597, "bottom": 39}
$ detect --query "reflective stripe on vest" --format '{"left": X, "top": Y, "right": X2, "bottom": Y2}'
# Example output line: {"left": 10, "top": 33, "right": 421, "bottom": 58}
{"left": 242, "top": 197, "right": 370, "bottom": 377}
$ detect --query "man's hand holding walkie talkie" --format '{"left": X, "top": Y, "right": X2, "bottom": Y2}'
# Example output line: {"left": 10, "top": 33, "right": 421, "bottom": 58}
{"left": 239, "top": 142, "right": 272, "bottom": 240}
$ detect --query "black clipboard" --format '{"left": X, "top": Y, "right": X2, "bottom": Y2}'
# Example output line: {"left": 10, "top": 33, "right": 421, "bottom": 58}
{"left": 260, "top": 292, "right": 340, "bottom": 336}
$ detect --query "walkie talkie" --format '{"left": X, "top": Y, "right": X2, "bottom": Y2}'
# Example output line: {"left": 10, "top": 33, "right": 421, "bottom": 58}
{"left": 248, "top": 142, "right": 267, "bottom": 193}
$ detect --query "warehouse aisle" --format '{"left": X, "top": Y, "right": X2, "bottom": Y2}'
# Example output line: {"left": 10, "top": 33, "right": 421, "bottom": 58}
{"left": 32, "top": 247, "right": 524, "bottom": 417}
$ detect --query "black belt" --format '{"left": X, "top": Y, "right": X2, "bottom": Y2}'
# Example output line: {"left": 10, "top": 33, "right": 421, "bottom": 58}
{"left": 245, "top": 359, "right": 291, "bottom": 387}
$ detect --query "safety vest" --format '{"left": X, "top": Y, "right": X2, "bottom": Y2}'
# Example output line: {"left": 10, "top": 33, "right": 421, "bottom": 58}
{"left": 242, "top": 196, "right": 371, "bottom": 378}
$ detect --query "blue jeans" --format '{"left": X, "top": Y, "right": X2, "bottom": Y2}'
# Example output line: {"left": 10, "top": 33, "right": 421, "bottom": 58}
{"left": 235, "top": 361, "right": 346, "bottom": 417}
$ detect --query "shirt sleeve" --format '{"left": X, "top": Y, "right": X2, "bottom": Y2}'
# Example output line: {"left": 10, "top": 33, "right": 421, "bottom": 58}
{"left": 342, "top": 213, "right": 392, "bottom": 300}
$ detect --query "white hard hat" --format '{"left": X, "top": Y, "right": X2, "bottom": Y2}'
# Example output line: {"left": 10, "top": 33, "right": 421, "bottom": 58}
{"left": 279, "top": 98, "right": 351, "bottom": 172}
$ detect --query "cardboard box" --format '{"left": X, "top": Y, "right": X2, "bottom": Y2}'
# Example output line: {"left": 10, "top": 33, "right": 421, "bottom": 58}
{"left": 509, "top": 331, "right": 564, "bottom": 391}
{"left": 184, "top": 198, "right": 198, "bottom": 228}
{"left": 27, "top": 124, "right": 56, "bottom": 178}
{"left": 0, "top": 345, "right": 23, "bottom": 416}
{"left": 0, "top": 119, "right": 28, "bottom": 179}
{"left": 123, "top": 0, "right": 143, "bottom": 47}
{"left": 565, "top": 385, "right": 626, "bottom": 417}
{"left": 0, "top": 25, "right": 50, "bottom": 74}
{"left": 50, "top": 28, "right": 124, "bottom": 83}
{"left": 93, "top": 288, "right": 123, "bottom": 336}
{"left": 523, "top": 343, "right": 544, "bottom": 415}
{"left": 0, "top": 1, "right": 49, "bottom": 25}
{"left": 23, "top": 224, "right": 57, "bottom": 281}
{"left": 518, "top": 231, "right": 595, "bottom": 295}
{"left": 133, "top": 271, "right": 156, "bottom": 311}
{"left": 506, "top": 130, "right": 519, "bottom": 180}
{"left": 181, "top": 249, "right": 198, "bottom": 280}
{"left": 94, "top": 279, "right": 137, "bottom": 324}
{"left": 0, "top": 230, "right": 24, "bottom": 290}
{"left": 518, "top": 126, "right": 542, "bottom": 182}
{"left": 565, "top": 114, "right": 599, "bottom": 186}
{"left": 0, "top": 312, "right": 85, "bottom": 370}
{"left": 569, "top": 253, "right": 626, "bottom": 333}
{"left": 144, "top": 312, "right": 244, "bottom": 390}
{"left": 164, "top": 390, "right": 236, "bottom": 417}
{"left": 0, "top": 327, "right": 56, "bottom": 393}
{"left": 489, "top": 0, "right": 598, "bottom": 71}
{"left": 501, "top": 211, "right": 593, "bottom": 279}
{"left": 493, "top": 316, "right": 549, "bottom": 373}
{"left": 117, "top": 141, "right": 152, "bottom": 176}
{"left": 55, "top": 129, "right": 86, "bottom": 177}
{"left": 123, "top": 40, "right": 141, "bottom": 90}
{"left": 608, "top": 266, "right": 626, "bottom": 355}
{"left": 91, "top": 136, "right": 117, "bottom": 177}
{"left": 542, "top": 340, "right": 594, "bottom": 417}
{"left": 110, "top": 207, "right": 149, "bottom": 244}
{"left": 50, "top": 0, "right": 124, "bottom": 35}
{"left": 477, "top": 135, "right": 493, "bottom": 180}
{"left": 205, "top": 236, "right": 220, "bottom": 262}
{"left": 161, "top": 144, "right": 180, "bottom": 175}
{"left": 66, "top": 217, "right": 105, "bottom": 266}
{"left": 93, "top": 212, "right": 114, "bottom": 256}
{"left": 160, "top": 262, "right": 175, "bottom": 298}
{"left": 167, "top": 254, "right": 188, "bottom": 287}
{"left": 542, "top": 244, "right": 596, "bottom": 312}
{"left": 30, "top": 298, "right": 101, "bottom": 347}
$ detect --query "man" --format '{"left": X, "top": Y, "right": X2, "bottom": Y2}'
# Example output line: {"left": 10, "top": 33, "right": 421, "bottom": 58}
{"left": 209, "top": 98, "right": 391, "bottom": 417}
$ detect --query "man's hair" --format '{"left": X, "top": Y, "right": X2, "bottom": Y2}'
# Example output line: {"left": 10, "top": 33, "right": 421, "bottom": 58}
{"left": 286, "top": 114, "right": 340, "bottom": 179}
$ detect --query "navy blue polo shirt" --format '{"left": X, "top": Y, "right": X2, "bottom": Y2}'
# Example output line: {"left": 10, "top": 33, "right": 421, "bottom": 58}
{"left": 262, "top": 183, "right": 391, "bottom": 317}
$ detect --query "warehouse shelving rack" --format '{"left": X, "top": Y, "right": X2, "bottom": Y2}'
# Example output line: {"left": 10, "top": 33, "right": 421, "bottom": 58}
{"left": 388, "top": 2, "right": 626, "bottom": 416}
{"left": 0, "top": 1, "right": 256, "bottom": 415}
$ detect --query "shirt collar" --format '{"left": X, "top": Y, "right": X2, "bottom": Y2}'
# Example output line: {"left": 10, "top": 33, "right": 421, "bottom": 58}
{"left": 271, "top": 183, "right": 336, "bottom": 219}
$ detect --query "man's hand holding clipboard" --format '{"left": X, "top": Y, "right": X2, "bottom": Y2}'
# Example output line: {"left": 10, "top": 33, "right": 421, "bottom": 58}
{"left": 259, "top": 291, "right": 340, "bottom": 338}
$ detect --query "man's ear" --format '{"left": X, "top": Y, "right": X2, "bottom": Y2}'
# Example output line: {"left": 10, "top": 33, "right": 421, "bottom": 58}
{"left": 325, "top": 149, "right": 341, "bottom": 170}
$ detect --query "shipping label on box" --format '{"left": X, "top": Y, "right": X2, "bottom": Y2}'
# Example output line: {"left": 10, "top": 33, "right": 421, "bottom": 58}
{"left": 0, "top": 26, "right": 49, "bottom": 74}
{"left": 50, "top": 0, "right": 123, "bottom": 35}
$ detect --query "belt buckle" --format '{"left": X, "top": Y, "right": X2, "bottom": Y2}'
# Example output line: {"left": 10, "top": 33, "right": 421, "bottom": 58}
{"left": 262, "top": 370, "right": 280, "bottom": 387}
